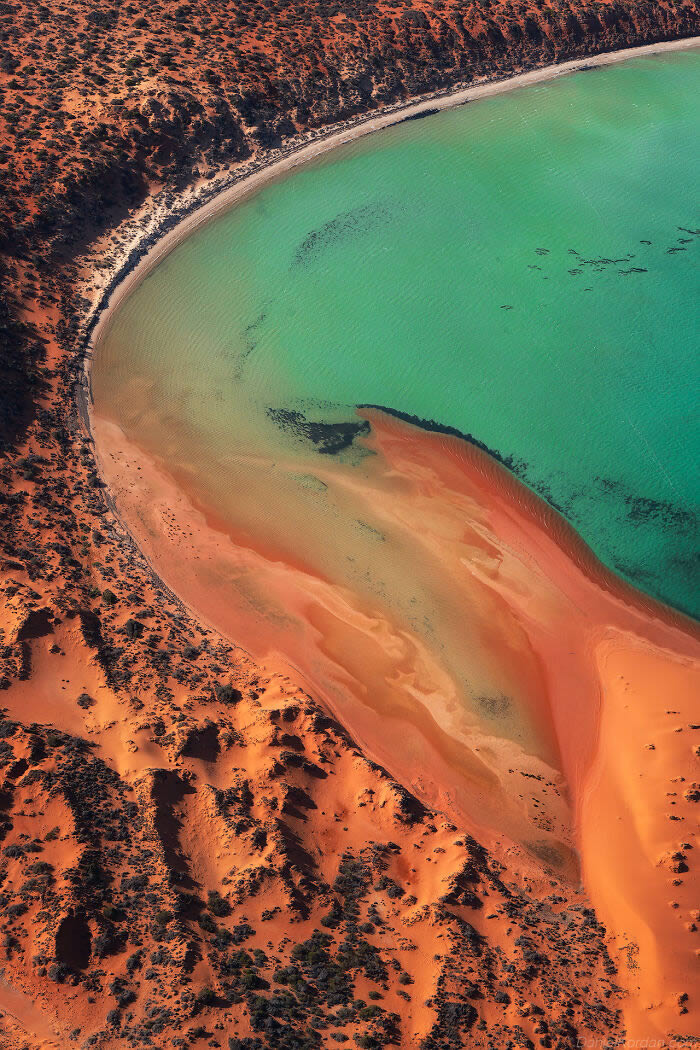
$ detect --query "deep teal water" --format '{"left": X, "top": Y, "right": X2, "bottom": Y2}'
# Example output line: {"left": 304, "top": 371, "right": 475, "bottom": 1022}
{"left": 95, "top": 51, "right": 700, "bottom": 618}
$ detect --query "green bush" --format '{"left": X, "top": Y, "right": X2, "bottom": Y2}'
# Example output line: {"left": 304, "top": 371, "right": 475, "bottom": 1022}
{"left": 196, "top": 986, "right": 216, "bottom": 1006}
{"left": 207, "top": 890, "right": 230, "bottom": 917}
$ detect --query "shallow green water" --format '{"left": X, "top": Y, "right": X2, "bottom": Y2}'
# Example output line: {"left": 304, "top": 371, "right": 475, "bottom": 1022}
{"left": 96, "top": 51, "right": 700, "bottom": 618}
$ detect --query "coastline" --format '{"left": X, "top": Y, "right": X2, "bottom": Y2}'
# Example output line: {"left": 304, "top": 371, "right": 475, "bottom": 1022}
{"left": 79, "top": 35, "right": 700, "bottom": 636}
{"left": 82, "top": 31, "right": 700, "bottom": 791}
{"left": 4, "top": 2, "right": 700, "bottom": 1041}
{"left": 78, "top": 37, "right": 700, "bottom": 1041}
{"left": 83, "top": 28, "right": 700, "bottom": 834}
{"left": 82, "top": 34, "right": 700, "bottom": 368}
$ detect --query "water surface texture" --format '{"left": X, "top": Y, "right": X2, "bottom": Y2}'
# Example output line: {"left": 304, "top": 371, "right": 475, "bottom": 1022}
{"left": 96, "top": 52, "right": 699, "bottom": 620}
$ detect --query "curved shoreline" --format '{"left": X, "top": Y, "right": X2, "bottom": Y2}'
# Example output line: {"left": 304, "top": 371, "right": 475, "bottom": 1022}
{"left": 83, "top": 34, "right": 700, "bottom": 366}
{"left": 80, "top": 34, "right": 700, "bottom": 657}
{"left": 80, "top": 36, "right": 700, "bottom": 632}
{"left": 83, "top": 47, "right": 700, "bottom": 1036}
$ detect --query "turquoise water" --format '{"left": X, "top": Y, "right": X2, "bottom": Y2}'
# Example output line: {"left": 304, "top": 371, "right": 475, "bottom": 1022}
{"left": 95, "top": 51, "right": 700, "bottom": 618}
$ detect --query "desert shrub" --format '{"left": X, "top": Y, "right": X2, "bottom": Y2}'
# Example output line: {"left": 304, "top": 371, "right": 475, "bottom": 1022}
{"left": 196, "top": 986, "right": 216, "bottom": 1006}
{"left": 214, "top": 682, "right": 242, "bottom": 704}
{"left": 207, "top": 890, "right": 230, "bottom": 916}
{"left": 124, "top": 618, "right": 144, "bottom": 639}
{"left": 230, "top": 921, "right": 254, "bottom": 943}
{"left": 198, "top": 912, "right": 217, "bottom": 933}
{"left": 27, "top": 861, "right": 53, "bottom": 875}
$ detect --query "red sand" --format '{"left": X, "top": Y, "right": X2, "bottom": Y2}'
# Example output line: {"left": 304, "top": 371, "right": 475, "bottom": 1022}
{"left": 93, "top": 404, "right": 700, "bottom": 1039}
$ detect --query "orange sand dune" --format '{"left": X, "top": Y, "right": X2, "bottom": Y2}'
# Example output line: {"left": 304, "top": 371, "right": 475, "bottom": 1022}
{"left": 93, "top": 404, "right": 700, "bottom": 1040}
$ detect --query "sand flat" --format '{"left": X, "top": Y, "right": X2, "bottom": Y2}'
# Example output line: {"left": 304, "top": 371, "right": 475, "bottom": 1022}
{"left": 93, "top": 400, "right": 700, "bottom": 1037}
